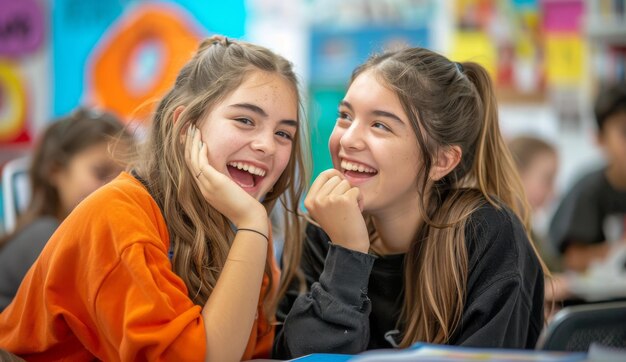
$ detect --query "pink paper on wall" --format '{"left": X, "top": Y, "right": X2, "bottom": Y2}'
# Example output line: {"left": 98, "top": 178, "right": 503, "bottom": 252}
{"left": 542, "top": 0, "right": 583, "bottom": 33}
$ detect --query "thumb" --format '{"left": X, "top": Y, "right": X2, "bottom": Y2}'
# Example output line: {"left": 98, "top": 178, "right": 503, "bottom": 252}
{"left": 346, "top": 187, "right": 361, "bottom": 206}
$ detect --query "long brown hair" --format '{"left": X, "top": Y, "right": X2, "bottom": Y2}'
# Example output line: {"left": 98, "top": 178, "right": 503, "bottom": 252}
{"left": 0, "top": 107, "right": 131, "bottom": 248}
{"left": 133, "top": 35, "right": 309, "bottom": 320}
{"left": 350, "top": 47, "right": 548, "bottom": 346}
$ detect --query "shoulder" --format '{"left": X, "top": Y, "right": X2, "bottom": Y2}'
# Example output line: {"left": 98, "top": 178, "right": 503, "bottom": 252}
{"left": 465, "top": 202, "right": 521, "bottom": 251}
{"left": 56, "top": 172, "right": 169, "bottom": 254}
{"left": 14, "top": 216, "right": 59, "bottom": 242}
{"left": 74, "top": 172, "right": 162, "bottom": 224}
{"left": 84, "top": 172, "right": 159, "bottom": 211}
{"left": 465, "top": 202, "right": 544, "bottom": 309}
{"left": 465, "top": 202, "right": 539, "bottom": 278}
{"left": 465, "top": 202, "right": 527, "bottom": 252}
{"left": 563, "top": 168, "right": 607, "bottom": 200}
{"left": 0, "top": 216, "right": 59, "bottom": 265}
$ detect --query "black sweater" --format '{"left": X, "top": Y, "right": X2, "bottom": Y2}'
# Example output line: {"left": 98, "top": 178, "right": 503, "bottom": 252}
{"left": 273, "top": 203, "right": 544, "bottom": 359}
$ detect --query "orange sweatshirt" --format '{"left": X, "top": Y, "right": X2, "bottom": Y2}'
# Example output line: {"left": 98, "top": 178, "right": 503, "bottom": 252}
{"left": 0, "top": 172, "right": 279, "bottom": 361}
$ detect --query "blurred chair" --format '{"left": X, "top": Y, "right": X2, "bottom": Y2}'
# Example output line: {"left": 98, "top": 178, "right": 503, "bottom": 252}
{"left": 536, "top": 301, "right": 626, "bottom": 351}
{"left": 1, "top": 156, "right": 31, "bottom": 234}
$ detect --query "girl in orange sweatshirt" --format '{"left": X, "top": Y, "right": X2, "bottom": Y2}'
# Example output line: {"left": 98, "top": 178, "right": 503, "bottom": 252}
{"left": 0, "top": 35, "right": 309, "bottom": 362}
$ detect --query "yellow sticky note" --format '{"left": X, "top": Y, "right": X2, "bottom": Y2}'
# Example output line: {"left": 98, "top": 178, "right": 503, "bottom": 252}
{"left": 545, "top": 34, "right": 586, "bottom": 85}
{"left": 449, "top": 31, "right": 497, "bottom": 79}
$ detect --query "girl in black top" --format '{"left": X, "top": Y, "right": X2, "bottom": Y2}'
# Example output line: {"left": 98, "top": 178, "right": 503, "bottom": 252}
{"left": 274, "top": 47, "right": 548, "bottom": 358}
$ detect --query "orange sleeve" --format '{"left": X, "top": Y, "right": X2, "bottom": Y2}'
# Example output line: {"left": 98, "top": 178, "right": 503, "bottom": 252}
{"left": 93, "top": 242, "right": 206, "bottom": 361}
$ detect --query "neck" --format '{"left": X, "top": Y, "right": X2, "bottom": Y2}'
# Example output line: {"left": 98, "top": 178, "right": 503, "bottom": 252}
{"left": 369, "top": 200, "right": 423, "bottom": 255}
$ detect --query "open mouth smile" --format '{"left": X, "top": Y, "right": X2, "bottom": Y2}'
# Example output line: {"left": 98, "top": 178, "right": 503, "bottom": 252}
{"left": 227, "top": 161, "right": 267, "bottom": 189}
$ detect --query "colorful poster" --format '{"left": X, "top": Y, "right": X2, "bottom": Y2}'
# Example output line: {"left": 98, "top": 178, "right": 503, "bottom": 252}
{"left": 546, "top": 34, "right": 586, "bottom": 86}
{"left": 450, "top": 31, "right": 497, "bottom": 77}
{"left": 0, "top": 0, "right": 45, "bottom": 58}
{"left": 86, "top": 4, "right": 203, "bottom": 122}
{"left": 310, "top": 26, "right": 430, "bottom": 86}
{"left": 0, "top": 61, "right": 29, "bottom": 144}
{"left": 52, "top": 0, "right": 246, "bottom": 119}
{"left": 0, "top": 0, "right": 45, "bottom": 147}
{"left": 452, "top": 0, "right": 546, "bottom": 100}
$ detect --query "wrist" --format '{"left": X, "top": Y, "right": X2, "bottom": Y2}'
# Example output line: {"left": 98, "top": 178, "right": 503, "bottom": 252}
{"left": 236, "top": 218, "right": 269, "bottom": 237}
{"left": 236, "top": 209, "right": 268, "bottom": 231}
{"left": 236, "top": 227, "right": 269, "bottom": 243}
{"left": 338, "top": 242, "right": 370, "bottom": 254}
{"left": 331, "top": 235, "right": 370, "bottom": 254}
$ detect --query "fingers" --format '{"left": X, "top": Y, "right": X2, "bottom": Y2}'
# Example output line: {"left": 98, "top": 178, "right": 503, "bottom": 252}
{"left": 308, "top": 169, "right": 343, "bottom": 198}
{"left": 317, "top": 176, "right": 342, "bottom": 196}
{"left": 331, "top": 179, "right": 351, "bottom": 195}
{"left": 305, "top": 167, "right": 360, "bottom": 215}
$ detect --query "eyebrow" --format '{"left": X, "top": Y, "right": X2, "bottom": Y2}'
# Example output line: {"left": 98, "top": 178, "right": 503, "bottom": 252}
{"left": 230, "top": 103, "right": 298, "bottom": 127}
{"left": 340, "top": 100, "right": 405, "bottom": 125}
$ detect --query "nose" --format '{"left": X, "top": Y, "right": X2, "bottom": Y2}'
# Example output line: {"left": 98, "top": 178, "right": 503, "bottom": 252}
{"left": 339, "top": 121, "right": 366, "bottom": 150}
{"left": 251, "top": 130, "right": 276, "bottom": 155}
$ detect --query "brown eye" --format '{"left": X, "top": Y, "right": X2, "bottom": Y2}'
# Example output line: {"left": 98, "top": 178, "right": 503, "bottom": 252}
{"left": 235, "top": 117, "right": 254, "bottom": 126}
{"left": 372, "top": 122, "right": 391, "bottom": 132}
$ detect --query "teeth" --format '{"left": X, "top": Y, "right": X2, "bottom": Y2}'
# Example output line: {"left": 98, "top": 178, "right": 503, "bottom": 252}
{"left": 228, "top": 162, "right": 266, "bottom": 177}
{"left": 341, "top": 160, "right": 376, "bottom": 174}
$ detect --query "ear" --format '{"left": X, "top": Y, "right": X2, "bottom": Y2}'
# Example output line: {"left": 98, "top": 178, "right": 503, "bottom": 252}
{"left": 430, "top": 145, "right": 462, "bottom": 181}
{"left": 173, "top": 105, "right": 186, "bottom": 125}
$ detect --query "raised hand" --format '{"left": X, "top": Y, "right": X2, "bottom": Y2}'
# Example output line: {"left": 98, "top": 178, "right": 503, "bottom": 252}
{"left": 304, "top": 169, "right": 370, "bottom": 253}
{"left": 184, "top": 125, "right": 268, "bottom": 232}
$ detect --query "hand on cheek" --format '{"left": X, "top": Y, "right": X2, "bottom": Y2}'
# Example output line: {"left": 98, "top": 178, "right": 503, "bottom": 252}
{"left": 184, "top": 125, "right": 268, "bottom": 232}
{"left": 304, "top": 169, "right": 370, "bottom": 253}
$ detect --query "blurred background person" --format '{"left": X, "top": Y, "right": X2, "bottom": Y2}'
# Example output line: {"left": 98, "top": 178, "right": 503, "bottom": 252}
{"left": 0, "top": 107, "right": 133, "bottom": 311}
{"left": 549, "top": 82, "right": 626, "bottom": 274}
{"left": 508, "top": 135, "right": 560, "bottom": 271}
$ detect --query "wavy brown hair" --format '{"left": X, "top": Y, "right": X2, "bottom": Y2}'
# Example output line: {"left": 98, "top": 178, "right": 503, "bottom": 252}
{"left": 133, "top": 35, "right": 309, "bottom": 322}
{"left": 350, "top": 47, "right": 548, "bottom": 346}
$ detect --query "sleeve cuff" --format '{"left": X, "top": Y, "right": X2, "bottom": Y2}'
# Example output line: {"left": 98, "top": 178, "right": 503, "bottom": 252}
{"left": 318, "top": 243, "right": 376, "bottom": 308}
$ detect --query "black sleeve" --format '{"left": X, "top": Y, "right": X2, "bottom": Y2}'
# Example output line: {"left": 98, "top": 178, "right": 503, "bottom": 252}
{"left": 549, "top": 171, "right": 605, "bottom": 253}
{"left": 273, "top": 223, "right": 376, "bottom": 359}
{"left": 452, "top": 206, "right": 544, "bottom": 348}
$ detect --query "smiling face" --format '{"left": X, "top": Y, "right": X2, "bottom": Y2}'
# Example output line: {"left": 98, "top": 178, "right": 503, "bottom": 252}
{"left": 197, "top": 70, "right": 298, "bottom": 200}
{"left": 329, "top": 70, "right": 422, "bottom": 213}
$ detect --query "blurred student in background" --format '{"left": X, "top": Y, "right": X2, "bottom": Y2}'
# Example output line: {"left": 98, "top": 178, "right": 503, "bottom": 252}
{"left": 0, "top": 108, "right": 132, "bottom": 311}
{"left": 508, "top": 135, "right": 560, "bottom": 270}
{"left": 549, "top": 82, "right": 626, "bottom": 273}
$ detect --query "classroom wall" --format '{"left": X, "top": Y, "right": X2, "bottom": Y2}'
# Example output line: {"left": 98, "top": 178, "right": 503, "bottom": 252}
{"left": 1, "top": 0, "right": 625, "bottom": 231}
